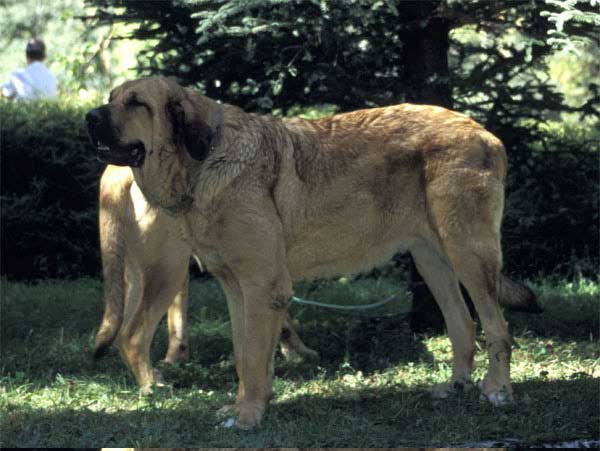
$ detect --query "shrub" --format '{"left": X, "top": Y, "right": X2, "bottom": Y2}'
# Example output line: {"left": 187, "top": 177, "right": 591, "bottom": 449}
{"left": 1, "top": 100, "right": 102, "bottom": 279}
{"left": 503, "top": 147, "right": 599, "bottom": 278}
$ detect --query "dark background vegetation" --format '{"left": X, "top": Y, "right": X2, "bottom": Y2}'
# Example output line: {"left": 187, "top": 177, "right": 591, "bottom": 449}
{"left": 1, "top": 0, "right": 598, "bottom": 280}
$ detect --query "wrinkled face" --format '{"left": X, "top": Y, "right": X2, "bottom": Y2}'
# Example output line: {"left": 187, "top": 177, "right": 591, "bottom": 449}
{"left": 86, "top": 78, "right": 164, "bottom": 167}
{"left": 87, "top": 77, "right": 218, "bottom": 212}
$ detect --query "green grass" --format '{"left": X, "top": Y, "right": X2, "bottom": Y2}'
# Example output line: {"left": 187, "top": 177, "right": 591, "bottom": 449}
{"left": 1, "top": 276, "right": 598, "bottom": 447}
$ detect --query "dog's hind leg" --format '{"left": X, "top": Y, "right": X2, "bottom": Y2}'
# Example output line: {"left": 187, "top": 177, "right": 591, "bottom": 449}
{"left": 279, "top": 317, "right": 319, "bottom": 361}
{"left": 162, "top": 273, "right": 190, "bottom": 364}
{"left": 212, "top": 266, "right": 246, "bottom": 414}
{"left": 118, "top": 261, "right": 188, "bottom": 393}
{"left": 445, "top": 240, "right": 513, "bottom": 405}
{"left": 429, "top": 179, "right": 512, "bottom": 404}
{"left": 410, "top": 242, "right": 476, "bottom": 395}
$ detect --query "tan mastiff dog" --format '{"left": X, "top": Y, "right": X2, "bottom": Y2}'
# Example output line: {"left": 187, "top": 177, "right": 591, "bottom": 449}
{"left": 94, "top": 165, "right": 317, "bottom": 393}
{"left": 87, "top": 76, "right": 513, "bottom": 428}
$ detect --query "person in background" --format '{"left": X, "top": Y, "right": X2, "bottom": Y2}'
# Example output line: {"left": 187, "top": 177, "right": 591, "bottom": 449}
{"left": 1, "top": 38, "right": 57, "bottom": 101}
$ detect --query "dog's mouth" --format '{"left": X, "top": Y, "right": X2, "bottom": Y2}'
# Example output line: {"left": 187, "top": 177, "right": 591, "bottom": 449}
{"left": 93, "top": 139, "right": 146, "bottom": 168}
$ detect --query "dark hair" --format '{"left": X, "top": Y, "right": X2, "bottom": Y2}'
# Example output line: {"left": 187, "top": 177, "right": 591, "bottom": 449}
{"left": 26, "top": 38, "right": 46, "bottom": 60}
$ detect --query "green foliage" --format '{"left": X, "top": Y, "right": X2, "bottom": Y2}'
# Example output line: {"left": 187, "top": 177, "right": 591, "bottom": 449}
{"left": 547, "top": 44, "right": 600, "bottom": 108}
{"left": 448, "top": 7, "right": 598, "bottom": 147}
{"left": 503, "top": 148, "right": 599, "bottom": 278}
{"left": 84, "top": 0, "right": 599, "bottom": 122}
{"left": 0, "top": 0, "right": 144, "bottom": 99}
{"left": 542, "top": 0, "right": 600, "bottom": 53}
{"left": 0, "top": 100, "right": 102, "bottom": 278}
{"left": 87, "top": 0, "right": 442, "bottom": 112}
{"left": 1, "top": 277, "right": 598, "bottom": 446}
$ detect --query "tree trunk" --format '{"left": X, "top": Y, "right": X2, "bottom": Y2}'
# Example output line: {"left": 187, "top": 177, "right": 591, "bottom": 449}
{"left": 402, "top": 17, "right": 453, "bottom": 109}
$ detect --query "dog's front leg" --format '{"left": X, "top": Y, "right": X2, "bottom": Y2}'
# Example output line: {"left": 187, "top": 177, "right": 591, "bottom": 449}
{"left": 211, "top": 195, "right": 292, "bottom": 429}
{"left": 234, "top": 273, "right": 291, "bottom": 429}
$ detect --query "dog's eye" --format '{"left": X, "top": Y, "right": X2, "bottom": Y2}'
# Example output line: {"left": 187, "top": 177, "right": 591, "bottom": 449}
{"left": 127, "top": 97, "right": 148, "bottom": 109}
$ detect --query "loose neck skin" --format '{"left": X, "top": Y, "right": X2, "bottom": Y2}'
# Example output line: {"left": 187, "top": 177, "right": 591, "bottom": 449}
{"left": 130, "top": 98, "right": 322, "bottom": 215}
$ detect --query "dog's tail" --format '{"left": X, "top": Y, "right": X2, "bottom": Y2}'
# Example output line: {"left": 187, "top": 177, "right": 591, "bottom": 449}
{"left": 498, "top": 273, "right": 542, "bottom": 313}
{"left": 93, "top": 167, "right": 133, "bottom": 359}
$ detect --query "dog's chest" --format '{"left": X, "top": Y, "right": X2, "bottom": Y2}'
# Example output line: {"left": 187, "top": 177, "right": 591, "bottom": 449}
{"left": 130, "top": 181, "right": 159, "bottom": 234}
{"left": 180, "top": 208, "right": 222, "bottom": 259}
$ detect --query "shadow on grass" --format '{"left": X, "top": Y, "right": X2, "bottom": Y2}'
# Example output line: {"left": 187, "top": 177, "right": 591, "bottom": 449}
{"left": 162, "top": 313, "right": 431, "bottom": 388}
{"left": 506, "top": 297, "right": 599, "bottom": 341}
{"left": 3, "top": 277, "right": 598, "bottom": 390}
{"left": 2, "top": 378, "right": 598, "bottom": 448}
{"left": 5, "top": 303, "right": 597, "bottom": 390}
{"left": 0, "top": 313, "right": 431, "bottom": 391}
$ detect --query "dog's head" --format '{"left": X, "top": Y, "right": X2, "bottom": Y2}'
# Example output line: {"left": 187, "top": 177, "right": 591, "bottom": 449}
{"left": 86, "top": 76, "right": 220, "bottom": 168}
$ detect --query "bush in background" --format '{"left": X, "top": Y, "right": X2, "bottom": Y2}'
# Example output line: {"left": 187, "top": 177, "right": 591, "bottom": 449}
{"left": 503, "top": 147, "right": 598, "bottom": 278}
{"left": 1, "top": 100, "right": 102, "bottom": 279}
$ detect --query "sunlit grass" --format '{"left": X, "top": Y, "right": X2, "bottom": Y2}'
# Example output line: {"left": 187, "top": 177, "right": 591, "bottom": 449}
{"left": 535, "top": 276, "right": 600, "bottom": 297}
{"left": 1, "top": 276, "right": 598, "bottom": 447}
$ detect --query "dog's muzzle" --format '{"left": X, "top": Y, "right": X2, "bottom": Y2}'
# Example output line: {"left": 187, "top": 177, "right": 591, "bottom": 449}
{"left": 85, "top": 107, "right": 147, "bottom": 168}
{"left": 95, "top": 140, "right": 146, "bottom": 167}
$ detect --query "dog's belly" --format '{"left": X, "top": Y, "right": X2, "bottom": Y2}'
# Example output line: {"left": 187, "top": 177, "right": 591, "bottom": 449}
{"left": 285, "top": 220, "right": 411, "bottom": 281}
{"left": 280, "top": 176, "right": 422, "bottom": 281}
{"left": 287, "top": 242, "right": 407, "bottom": 281}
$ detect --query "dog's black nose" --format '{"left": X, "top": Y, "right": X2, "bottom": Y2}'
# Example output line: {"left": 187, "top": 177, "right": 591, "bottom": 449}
{"left": 85, "top": 108, "right": 103, "bottom": 126}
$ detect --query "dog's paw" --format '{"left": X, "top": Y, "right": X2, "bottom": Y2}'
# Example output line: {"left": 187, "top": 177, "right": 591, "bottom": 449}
{"left": 431, "top": 378, "right": 473, "bottom": 398}
{"left": 236, "top": 400, "right": 266, "bottom": 430}
{"left": 477, "top": 378, "right": 514, "bottom": 406}
{"left": 161, "top": 343, "right": 190, "bottom": 364}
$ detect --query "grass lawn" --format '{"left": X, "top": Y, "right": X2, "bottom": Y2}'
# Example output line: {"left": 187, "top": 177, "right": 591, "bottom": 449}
{"left": 1, "top": 276, "right": 598, "bottom": 447}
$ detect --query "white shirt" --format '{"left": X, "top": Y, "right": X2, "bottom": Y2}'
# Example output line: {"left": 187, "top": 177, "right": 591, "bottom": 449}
{"left": 2, "top": 61, "right": 58, "bottom": 100}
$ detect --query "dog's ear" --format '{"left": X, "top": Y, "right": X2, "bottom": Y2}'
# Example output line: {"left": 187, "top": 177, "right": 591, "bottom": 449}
{"left": 166, "top": 98, "right": 214, "bottom": 161}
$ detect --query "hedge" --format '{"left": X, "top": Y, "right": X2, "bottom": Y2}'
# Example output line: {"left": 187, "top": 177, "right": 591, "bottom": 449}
{"left": 1, "top": 101, "right": 102, "bottom": 278}
{"left": 1, "top": 100, "right": 597, "bottom": 279}
{"left": 503, "top": 148, "right": 598, "bottom": 277}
